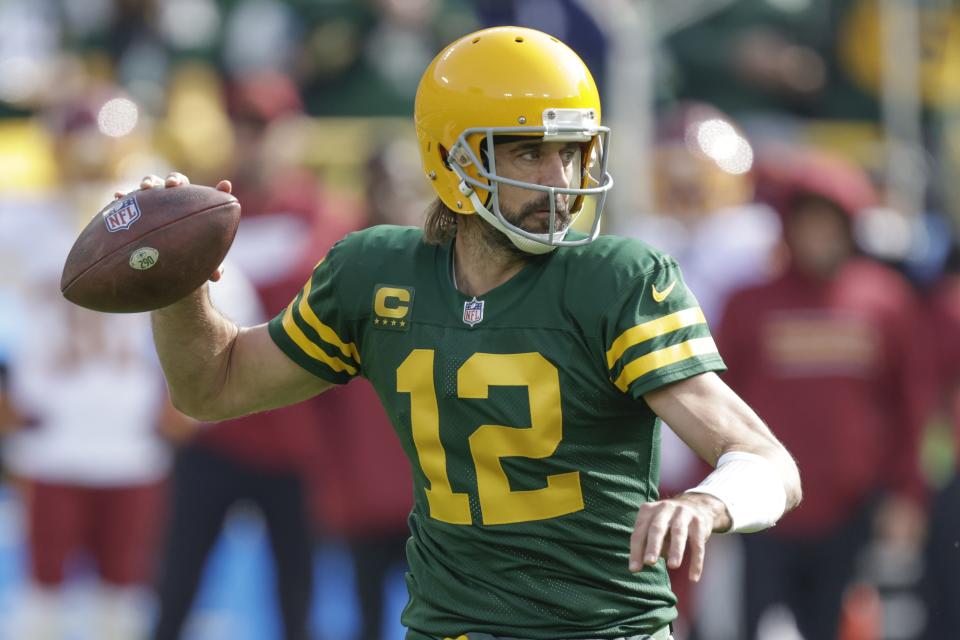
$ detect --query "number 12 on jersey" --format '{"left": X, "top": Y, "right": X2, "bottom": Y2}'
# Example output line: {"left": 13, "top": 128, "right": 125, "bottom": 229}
{"left": 397, "top": 349, "right": 584, "bottom": 526}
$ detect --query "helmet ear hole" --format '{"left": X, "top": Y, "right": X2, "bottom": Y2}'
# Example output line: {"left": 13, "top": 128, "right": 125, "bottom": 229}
{"left": 438, "top": 144, "right": 452, "bottom": 170}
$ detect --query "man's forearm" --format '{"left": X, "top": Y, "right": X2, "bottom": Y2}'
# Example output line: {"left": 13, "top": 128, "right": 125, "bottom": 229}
{"left": 150, "top": 285, "right": 239, "bottom": 418}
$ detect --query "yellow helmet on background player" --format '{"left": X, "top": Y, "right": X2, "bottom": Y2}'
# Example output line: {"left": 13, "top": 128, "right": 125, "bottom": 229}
{"left": 414, "top": 26, "right": 613, "bottom": 254}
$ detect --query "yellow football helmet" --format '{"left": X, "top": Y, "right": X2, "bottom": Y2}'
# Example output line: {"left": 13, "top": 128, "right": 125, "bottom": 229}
{"left": 414, "top": 26, "right": 613, "bottom": 254}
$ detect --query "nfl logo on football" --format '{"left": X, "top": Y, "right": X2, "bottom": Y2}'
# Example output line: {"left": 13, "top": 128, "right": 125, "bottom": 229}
{"left": 462, "top": 297, "right": 484, "bottom": 327}
{"left": 103, "top": 197, "right": 142, "bottom": 232}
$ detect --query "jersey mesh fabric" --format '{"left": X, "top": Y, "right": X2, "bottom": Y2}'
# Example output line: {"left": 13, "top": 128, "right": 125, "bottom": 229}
{"left": 268, "top": 226, "right": 725, "bottom": 638}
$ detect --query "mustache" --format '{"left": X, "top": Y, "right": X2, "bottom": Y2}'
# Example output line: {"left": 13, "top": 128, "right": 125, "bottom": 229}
{"left": 517, "top": 195, "right": 570, "bottom": 222}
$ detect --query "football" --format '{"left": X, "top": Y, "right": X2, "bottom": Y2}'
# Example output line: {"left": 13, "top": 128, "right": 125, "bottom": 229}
{"left": 60, "top": 184, "right": 241, "bottom": 313}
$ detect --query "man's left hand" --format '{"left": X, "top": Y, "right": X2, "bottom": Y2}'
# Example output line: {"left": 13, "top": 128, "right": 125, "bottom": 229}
{"left": 629, "top": 492, "right": 731, "bottom": 582}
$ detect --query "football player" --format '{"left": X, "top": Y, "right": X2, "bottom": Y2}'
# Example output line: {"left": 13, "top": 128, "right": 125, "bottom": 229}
{"left": 138, "top": 27, "right": 800, "bottom": 640}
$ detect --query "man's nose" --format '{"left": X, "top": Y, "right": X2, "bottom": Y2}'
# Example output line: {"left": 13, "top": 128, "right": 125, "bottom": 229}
{"left": 539, "top": 152, "right": 571, "bottom": 189}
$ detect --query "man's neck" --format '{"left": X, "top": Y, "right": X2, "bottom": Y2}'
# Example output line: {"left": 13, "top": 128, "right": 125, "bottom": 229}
{"left": 452, "top": 217, "right": 531, "bottom": 297}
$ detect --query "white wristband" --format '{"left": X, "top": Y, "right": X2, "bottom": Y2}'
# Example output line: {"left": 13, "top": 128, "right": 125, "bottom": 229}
{"left": 684, "top": 451, "right": 787, "bottom": 533}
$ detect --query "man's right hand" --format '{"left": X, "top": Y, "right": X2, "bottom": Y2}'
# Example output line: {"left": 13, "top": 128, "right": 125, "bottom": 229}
{"left": 116, "top": 172, "right": 233, "bottom": 282}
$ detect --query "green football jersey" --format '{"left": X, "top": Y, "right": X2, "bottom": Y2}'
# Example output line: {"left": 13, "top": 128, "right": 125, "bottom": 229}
{"left": 268, "top": 225, "right": 725, "bottom": 639}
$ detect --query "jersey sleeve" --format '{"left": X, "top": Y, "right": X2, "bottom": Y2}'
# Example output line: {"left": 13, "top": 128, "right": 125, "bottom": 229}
{"left": 267, "top": 239, "right": 362, "bottom": 385}
{"left": 602, "top": 258, "right": 726, "bottom": 400}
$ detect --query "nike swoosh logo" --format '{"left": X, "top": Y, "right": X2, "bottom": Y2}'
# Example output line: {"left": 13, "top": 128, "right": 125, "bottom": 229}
{"left": 651, "top": 281, "right": 677, "bottom": 303}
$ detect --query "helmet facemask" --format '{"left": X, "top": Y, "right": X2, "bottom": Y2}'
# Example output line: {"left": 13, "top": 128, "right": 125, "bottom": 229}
{"left": 445, "top": 108, "right": 613, "bottom": 255}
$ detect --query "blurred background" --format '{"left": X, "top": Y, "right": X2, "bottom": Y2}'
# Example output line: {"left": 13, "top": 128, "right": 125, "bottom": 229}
{"left": 0, "top": 1, "right": 959, "bottom": 639}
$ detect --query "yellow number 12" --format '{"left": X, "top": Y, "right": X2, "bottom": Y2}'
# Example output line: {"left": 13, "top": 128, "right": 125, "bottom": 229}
{"left": 397, "top": 349, "right": 584, "bottom": 526}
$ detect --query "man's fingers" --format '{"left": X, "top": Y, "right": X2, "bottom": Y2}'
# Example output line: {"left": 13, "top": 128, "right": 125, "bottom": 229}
{"left": 666, "top": 511, "right": 692, "bottom": 570}
{"left": 165, "top": 172, "right": 190, "bottom": 187}
{"left": 686, "top": 517, "right": 709, "bottom": 582}
{"left": 140, "top": 174, "right": 164, "bottom": 190}
{"left": 138, "top": 172, "right": 219, "bottom": 195}
{"left": 629, "top": 504, "right": 654, "bottom": 572}
{"left": 641, "top": 509, "right": 673, "bottom": 568}
{"left": 631, "top": 500, "right": 717, "bottom": 578}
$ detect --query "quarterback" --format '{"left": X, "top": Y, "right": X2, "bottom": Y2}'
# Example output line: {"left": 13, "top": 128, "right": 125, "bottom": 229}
{"left": 142, "top": 27, "right": 800, "bottom": 640}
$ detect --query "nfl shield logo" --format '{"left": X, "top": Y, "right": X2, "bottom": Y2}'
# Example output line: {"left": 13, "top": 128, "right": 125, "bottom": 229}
{"left": 103, "top": 197, "right": 142, "bottom": 232}
{"left": 462, "top": 297, "right": 485, "bottom": 327}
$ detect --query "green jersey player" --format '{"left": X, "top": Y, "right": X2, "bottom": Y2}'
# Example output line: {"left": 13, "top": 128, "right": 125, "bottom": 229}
{"left": 269, "top": 225, "right": 722, "bottom": 638}
{"left": 140, "top": 26, "right": 801, "bottom": 640}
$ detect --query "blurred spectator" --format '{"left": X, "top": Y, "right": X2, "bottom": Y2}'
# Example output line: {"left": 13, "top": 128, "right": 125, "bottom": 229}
{"left": 662, "top": 0, "right": 860, "bottom": 118}
{"left": 222, "top": 0, "right": 300, "bottom": 78}
{"left": 152, "top": 66, "right": 419, "bottom": 640}
{"left": 0, "top": 293, "right": 15, "bottom": 440}
{"left": 0, "top": 362, "right": 12, "bottom": 431}
{"left": 616, "top": 102, "right": 781, "bottom": 325}
{"left": 1, "top": 203, "right": 170, "bottom": 640}
{"left": 0, "top": 83, "right": 175, "bottom": 640}
{"left": 150, "top": 260, "right": 321, "bottom": 640}
{"left": 308, "top": 380, "right": 412, "bottom": 640}
{"left": 364, "top": 136, "right": 433, "bottom": 229}
{"left": 837, "top": 0, "right": 959, "bottom": 115}
{"left": 662, "top": 0, "right": 958, "bottom": 121}
{"left": 302, "top": 141, "right": 426, "bottom": 640}
{"left": 717, "top": 149, "right": 928, "bottom": 640}
{"left": 296, "top": 0, "right": 478, "bottom": 116}
{"left": 615, "top": 103, "right": 781, "bottom": 637}
{"left": 921, "top": 251, "right": 960, "bottom": 639}
{"left": 150, "top": 73, "right": 329, "bottom": 640}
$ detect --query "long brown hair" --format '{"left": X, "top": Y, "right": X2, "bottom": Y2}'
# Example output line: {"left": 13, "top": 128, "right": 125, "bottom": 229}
{"left": 422, "top": 198, "right": 459, "bottom": 245}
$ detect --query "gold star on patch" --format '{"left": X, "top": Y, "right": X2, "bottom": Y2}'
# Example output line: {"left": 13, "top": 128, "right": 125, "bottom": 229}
{"left": 390, "top": 319, "right": 397, "bottom": 326}
{"left": 399, "top": 320, "right": 405, "bottom": 327}
{"left": 374, "top": 318, "right": 381, "bottom": 325}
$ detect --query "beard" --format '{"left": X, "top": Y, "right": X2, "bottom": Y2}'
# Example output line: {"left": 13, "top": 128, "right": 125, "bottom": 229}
{"left": 503, "top": 194, "right": 572, "bottom": 235}
{"left": 465, "top": 210, "right": 528, "bottom": 258}
{"left": 460, "top": 193, "right": 573, "bottom": 260}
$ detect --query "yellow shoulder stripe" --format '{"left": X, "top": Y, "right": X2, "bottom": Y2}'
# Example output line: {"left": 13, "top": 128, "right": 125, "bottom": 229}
{"left": 614, "top": 337, "right": 718, "bottom": 392}
{"left": 281, "top": 302, "right": 358, "bottom": 375}
{"left": 606, "top": 307, "right": 707, "bottom": 369}
{"left": 296, "top": 280, "right": 362, "bottom": 364}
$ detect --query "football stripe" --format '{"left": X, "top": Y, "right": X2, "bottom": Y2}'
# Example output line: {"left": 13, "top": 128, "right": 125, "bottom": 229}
{"left": 614, "top": 336, "right": 718, "bottom": 391}
{"left": 606, "top": 307, "right": 707, "bottom": 369}
{"left": 281, "top": 301, "right": 358, "bottom": 375}
{"left": 296, "top": 280, "right": 362, "bottom": 364}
